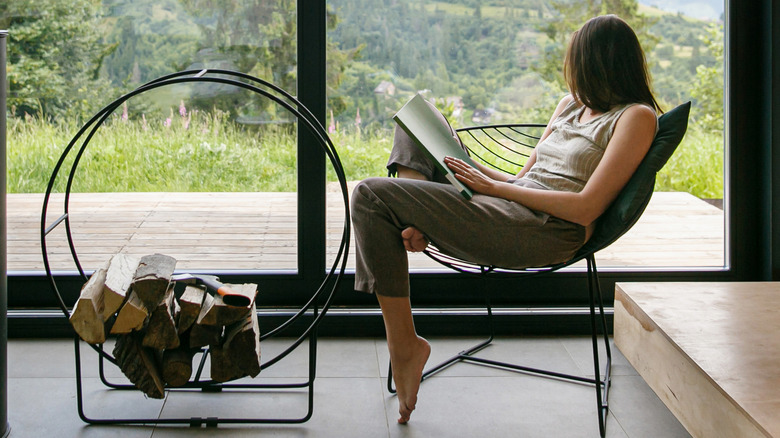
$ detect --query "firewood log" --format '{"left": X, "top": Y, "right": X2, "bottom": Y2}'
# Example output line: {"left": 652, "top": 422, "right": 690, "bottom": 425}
{"left": 102, "top": 253, "right": 140, "bottom": 317}
{"left": 113, "top": 332, "right": 165, "bottom": 399}
{"left": 209, "top": 344, "right": 245, "bottom": 383}
{"left": 177, "top": 285, "right": 206, "bottom": 334}
{"left": 111, "top": 290, "right": 148, "bottom": 334}
{"left": 69, "top": 268, "right": 108, "bottom": 344}
{"left": 162, "top": 345, "right": 195, "bottom": 387}
{"left": 142, "top": 285, "right": 180, "bottom": 350}
{"left": 223, "top": 311, "right": 262, "bottom": 378}
{"left": 196, "top": 283, "right": 257, "bottom": 327}
{"left": 132, "top": 253, "right": 176, "bottom": 309}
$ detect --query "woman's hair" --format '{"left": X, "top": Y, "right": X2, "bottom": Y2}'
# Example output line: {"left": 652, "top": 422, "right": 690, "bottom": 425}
{"left": 563, "top": 15, "right": 661, "bottom": 113}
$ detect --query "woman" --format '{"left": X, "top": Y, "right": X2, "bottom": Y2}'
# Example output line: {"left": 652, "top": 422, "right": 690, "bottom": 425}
{"left": 350, "top": 15, "right": 661, "bottom": 424}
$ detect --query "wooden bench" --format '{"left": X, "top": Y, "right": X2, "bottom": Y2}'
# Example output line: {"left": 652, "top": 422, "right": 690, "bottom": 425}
{"left": 614, "top": 282, "right": 780, "bottom": 437}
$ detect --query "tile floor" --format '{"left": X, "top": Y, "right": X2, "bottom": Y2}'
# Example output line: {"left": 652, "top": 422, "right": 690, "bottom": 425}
{"left": 6, "top": 336, "right": 690, "bottom": 437}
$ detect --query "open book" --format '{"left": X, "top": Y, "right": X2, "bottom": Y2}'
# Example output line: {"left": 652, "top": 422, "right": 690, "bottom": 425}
{"left": 393, "top": 94, "right": 479, "bottom": 200}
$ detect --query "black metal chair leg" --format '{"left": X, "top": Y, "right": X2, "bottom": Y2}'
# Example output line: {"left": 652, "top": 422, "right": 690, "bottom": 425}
{"left": 388, "top": 259, "right": 612, "bottom": 437}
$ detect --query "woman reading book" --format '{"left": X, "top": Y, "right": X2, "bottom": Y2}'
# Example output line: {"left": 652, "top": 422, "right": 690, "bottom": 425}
{"left": 351, "top": 14, "right": 662, "bottom": 424}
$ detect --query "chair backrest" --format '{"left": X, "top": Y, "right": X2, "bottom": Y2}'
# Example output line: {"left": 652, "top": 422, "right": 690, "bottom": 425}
{"left": 573, "top": 101, "right": 691, "bottom": 260}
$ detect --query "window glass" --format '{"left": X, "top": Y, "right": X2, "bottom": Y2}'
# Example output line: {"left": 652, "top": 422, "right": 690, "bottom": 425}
{"left": 326, "top": 0, "right": 725, "bottom": 270}
{"left": 3, "top": 0, "right": 299, "bottom": 272}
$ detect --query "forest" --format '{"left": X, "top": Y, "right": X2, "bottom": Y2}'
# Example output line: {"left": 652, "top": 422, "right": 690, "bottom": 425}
{"left": 1, "top": 0, "right": 724, "bottom": 197}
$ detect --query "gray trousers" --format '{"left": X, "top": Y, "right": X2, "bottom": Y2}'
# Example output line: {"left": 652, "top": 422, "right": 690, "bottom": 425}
{"left": 351, "top": 109, "right": 586, "bottom": 298}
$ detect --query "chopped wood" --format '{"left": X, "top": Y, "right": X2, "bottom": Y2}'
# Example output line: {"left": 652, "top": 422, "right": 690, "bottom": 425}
{"left": 142, "top": 285, "right": 180, "bottom": 350}
{"left": 196, "top": 283, "right": 257, "bottom": 327}
{"left": 223, "top": 311, "right": 261, "bottom": 378}
{"left": 162, "top": 346, "right": 195, "bottom": 387}
{"left": 69, "top": 268, "right": 108, "bottom": 344}
{"left": 177, "top": 285, "right": 206, "bottom": 334}
{"left": 132, "top": 253, "right": 177, "bottom": 309}
{"left": 113, "top": 332, "right": 165, "bottom": 399}
{"left": 209, "top": 344, "right": 245, "bottom": 383}
{"left": 102, "top": 253, "right": 140, "bottom": 316}
{"left": 189, "top": 322, "right": 222, "bottom": 349}
{"left": 111, "top": 290, "right": 148, "bottom": 334}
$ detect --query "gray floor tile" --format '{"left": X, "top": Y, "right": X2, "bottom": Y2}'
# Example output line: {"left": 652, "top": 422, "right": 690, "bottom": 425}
{"left": 7, "top": 377, "right": 160, "bottom": 438}
{"left": 608, "top": 375, "right": 691, "bottom": 438}
{"left": 154, "top": 377, "right": 389, "bottom": 437}
{"left": 384, "top": 375, "right": 627, "bottom": 438}
{"left": 560, "top": 336, "right": 637, "bottom": 377}
{"left": 5, "top": 336, "right": 689, "bottom": 438}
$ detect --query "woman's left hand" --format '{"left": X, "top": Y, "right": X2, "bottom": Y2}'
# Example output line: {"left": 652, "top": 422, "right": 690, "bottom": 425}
{"left": 444, "top": 156, "right": 497, "bottom": 195}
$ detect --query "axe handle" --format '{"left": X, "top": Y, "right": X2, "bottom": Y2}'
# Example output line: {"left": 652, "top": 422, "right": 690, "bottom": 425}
{"left": 197, "top": 277, "right": 250, "bottom": 307}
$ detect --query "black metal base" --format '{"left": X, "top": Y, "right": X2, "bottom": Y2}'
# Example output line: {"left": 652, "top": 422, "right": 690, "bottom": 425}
{"left": 387, "top": 255, "right": 612, "bottom": 437}
{"left": 75, "top": 329, "right": 320, "bottom": 425}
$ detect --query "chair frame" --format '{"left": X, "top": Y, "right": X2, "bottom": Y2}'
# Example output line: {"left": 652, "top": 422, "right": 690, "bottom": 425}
{"left": 386, "top": 123, "right": 622, "bottom": 437}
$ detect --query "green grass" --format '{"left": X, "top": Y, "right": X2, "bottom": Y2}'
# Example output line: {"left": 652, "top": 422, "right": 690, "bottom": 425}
{"left": 7, "top": 113, "right": 723, "bottom": 200}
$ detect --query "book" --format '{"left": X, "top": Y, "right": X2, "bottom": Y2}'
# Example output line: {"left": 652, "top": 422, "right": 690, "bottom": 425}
{"left": 393, "top": 93, "right": 479, "bottom": 199}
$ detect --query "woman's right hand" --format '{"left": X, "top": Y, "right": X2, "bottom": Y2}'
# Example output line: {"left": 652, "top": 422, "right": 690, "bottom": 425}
{"left": 401, "top": 227, "right": 429, "bottom": 252}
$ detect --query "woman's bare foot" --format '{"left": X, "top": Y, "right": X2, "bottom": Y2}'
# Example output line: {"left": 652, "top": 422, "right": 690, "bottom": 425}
{"left": 390, "top": 336, "right": 431, "bottom": 424}
{"left": 401, "top": 226, "right": 429, "bottom": 252}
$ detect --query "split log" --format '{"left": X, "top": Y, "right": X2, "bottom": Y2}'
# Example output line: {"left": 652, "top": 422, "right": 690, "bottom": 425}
{"left": 209, "top": 344, "right": 245, "bottom": 383}
{"left": 189, "top": 322, "right": 222, "bottom": 349}
{"left": 142, "top": 285, "right": 180, "bottom": 350}
{"left": 196, "top": 283, "right": 257, "bottom": 327}
{"left": 223, "top": 311, "right": 262, "bottom": 378}
{"left": 177, "top": 285, "right": 206, "bottom": 334}
{"left": 111, "top": 290, "right": 148, "bottom": 334}
{"left": 113, "top": 332, "right": 165, "bottom": 399}
{"left": 162, "top": 344, "right": 195, "bottom": 387}
{"left": 132, "top": 253, "right": 176, "bottom": 309}
{"left": 69, "top": 268, "right": 108, "bottom": 344}
{"left": 102, "top": 253, "right": 140, "bottom": 316}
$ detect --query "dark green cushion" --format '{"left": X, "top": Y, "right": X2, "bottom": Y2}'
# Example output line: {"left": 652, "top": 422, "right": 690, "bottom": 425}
{"left": 575, "top": 101, "right": 691, "bottom": 257}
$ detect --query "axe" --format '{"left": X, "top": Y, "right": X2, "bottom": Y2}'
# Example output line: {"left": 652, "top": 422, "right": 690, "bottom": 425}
{"left": 171, "top": 274, "right": 251, "bottom": 307}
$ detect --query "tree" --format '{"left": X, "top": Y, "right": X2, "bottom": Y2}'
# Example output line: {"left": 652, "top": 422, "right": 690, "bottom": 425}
{"left": 689, "top": 23, "right": 723, "bottom": 132}
{"left": 1, "top": 0, "right": 116, "bottom": 120}
{"left": 534, "top": 0, "right": 658, "bottom": 90}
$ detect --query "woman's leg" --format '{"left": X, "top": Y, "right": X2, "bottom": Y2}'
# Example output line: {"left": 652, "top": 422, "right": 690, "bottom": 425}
{"left": 376, "top": 294, "right": 431, "bottom": 424}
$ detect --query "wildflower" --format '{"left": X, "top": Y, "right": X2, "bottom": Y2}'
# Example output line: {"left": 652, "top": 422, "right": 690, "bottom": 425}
{"left": 329, "top": 109, "right": 336, "bottom": 134}
{"left": 179, "top": 100, "right": 187, "bottom": 118}
{"left": 164, "top": 118, "right": 172, "bottom": 128}
{"left": 142, "top": 114, "right": 148, "bottom": 131}
{"left": 183, "top": 115, "right": 191, "bottom": 130}
{"left": 121, "top": 102, "right": 128, "bottom": 122}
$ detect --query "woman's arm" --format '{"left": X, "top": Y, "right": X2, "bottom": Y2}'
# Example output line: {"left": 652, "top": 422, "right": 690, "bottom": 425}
{"left": 469, "top": 95, "right": 574, "bottom": 182}
{"left": 445, "top": 104, "right": 657, "bottom": 227}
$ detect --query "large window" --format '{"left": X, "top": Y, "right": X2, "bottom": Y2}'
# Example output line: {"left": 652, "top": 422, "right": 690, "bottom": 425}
{"left": 326, "top": 0, "right": 725, "bottom": 270}
{"left": 9, "top": 0, "right": 775, "bottom": 320}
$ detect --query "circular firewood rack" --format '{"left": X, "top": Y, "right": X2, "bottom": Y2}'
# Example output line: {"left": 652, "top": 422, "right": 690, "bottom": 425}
{"left": 40, "top": 69, "right": 350, "bottom": 426}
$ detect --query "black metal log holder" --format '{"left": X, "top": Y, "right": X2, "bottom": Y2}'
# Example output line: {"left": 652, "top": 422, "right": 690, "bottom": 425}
{"left": 1, "top": 29, "right": 10, "bottom": 438}
{"left": 40, "top": 69, "right": 351, "bottom": 426}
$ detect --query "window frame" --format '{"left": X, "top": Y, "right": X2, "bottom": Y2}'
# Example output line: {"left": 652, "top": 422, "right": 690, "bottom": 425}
{"left": 8, "top": 0, "right": 776, "bottom": 336}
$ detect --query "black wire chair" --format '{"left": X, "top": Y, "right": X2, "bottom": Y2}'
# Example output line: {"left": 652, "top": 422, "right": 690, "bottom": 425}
{"left": 387, "top": 102, "right": 691, "bottom": 437}
{"left": 40, "top": 69, "right": 350, "bottom": 426}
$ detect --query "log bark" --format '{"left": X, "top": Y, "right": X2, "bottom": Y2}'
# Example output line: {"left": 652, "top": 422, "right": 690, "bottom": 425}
{"left": 132, "top": 253, "right": 176, "bottom": 309}
{"left": 177, "top": 285, "right": 206, "bottom": 334}
{"left": 142, "top": 285, "right": 180, "bottom": 350}
{"left": 111, "top": 290, "right": 148, "bottom": 334}
{"left": 113, "top": 332, "right": 165, "bottom": 399}
{"left": 102, "top": 253, "right": 140, "bottom": 316}
{"left": 162, "top": 346, "right": 195, "bottom": 387}
{"left": 196, "top": 283, "right": 257, "bottom": 326}
{"left": 69, "top": 268, "right": 108, "bottom": 344}
{"left": 223, "top": 311, "right": 262, "bottom": 378}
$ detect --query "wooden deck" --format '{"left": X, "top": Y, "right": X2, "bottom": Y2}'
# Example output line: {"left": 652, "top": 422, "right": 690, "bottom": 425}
{"left": 6, "top": 190, "right": 724, "bottom": 272}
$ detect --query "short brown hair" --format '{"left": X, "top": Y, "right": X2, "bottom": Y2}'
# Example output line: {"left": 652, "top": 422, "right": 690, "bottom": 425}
{"left": 563, "top": 15, "right": 661, "bottom": 113}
